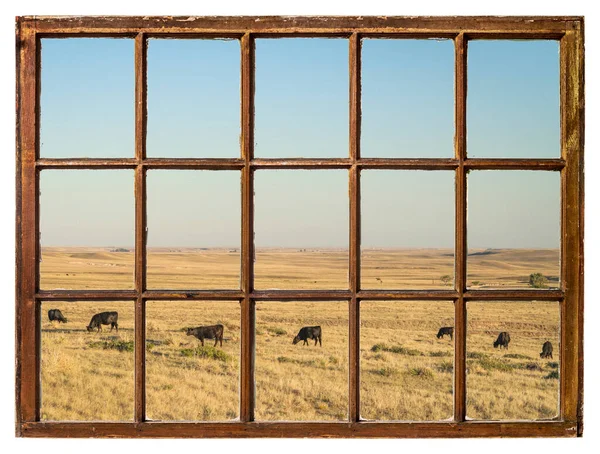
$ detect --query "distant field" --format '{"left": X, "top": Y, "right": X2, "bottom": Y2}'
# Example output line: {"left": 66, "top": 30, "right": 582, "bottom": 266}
{"left": 39, "top": 247, "right": 560, "bottom": 422}
{"left": 41, "top": 247, "right": 559, "bottom": 290}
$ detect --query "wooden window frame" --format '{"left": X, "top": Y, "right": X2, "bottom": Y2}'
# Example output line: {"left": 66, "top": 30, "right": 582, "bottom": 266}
{"left": 15, "top": 15, "right": 584, "bottom": 438}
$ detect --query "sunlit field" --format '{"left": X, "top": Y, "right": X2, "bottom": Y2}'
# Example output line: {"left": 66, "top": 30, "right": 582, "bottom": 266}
{"left": 40, "top": 247, "right": 560, "bottom": 421}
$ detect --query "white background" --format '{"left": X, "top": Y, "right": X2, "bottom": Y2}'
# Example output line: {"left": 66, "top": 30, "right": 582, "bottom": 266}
{"left": 1, "top": 1, "right": 597, "bottom": 453}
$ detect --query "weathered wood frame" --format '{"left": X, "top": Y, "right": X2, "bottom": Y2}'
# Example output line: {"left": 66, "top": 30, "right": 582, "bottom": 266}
{"left": 15, "top": 16, "right": 584, "bottom": 438}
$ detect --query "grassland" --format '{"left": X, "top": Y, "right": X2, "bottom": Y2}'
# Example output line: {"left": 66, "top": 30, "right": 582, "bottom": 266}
{"left": 40, "top": 247, "right": 560, "bottom": 422}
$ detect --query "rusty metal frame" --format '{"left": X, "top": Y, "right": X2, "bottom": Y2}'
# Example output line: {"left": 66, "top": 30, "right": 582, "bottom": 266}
{"left": 15, "top": 16, "right": 584, "bottom": 438}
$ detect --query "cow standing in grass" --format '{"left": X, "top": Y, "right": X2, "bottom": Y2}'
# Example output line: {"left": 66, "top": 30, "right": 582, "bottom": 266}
{"left": 293, "top": 326, "right": 322, "bottom": 346}
{"left": 186, "top": 324, "right": 224, "bottom": 347}
{"left": 493, "top": 331, "right": 511, "bottom": 349}
{"left": 540, "top": 341, "right": 553, "bottom": 359}
{"left": 48, "top": 309, "right": 67, "bottom": 323}
{"left": 87, "top": 311, "right": 119, "bottom": 333}
{"left": 436, "top": 326, "right": 453, "bottom": 340}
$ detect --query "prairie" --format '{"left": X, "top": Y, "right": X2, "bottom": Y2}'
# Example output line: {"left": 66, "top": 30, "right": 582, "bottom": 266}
{"left": 39, "top": 247, "right": 559, "bottom": 422}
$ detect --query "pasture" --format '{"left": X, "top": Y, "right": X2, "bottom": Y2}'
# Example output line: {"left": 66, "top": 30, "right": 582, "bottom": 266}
{"left": 40, "top": 247, "right": 559, "bottom": 422}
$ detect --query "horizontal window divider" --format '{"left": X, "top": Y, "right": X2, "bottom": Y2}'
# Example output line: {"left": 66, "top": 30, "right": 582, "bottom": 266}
{"left": 24, "top": 16, "right": 578, "bottom": 34}
{"left": 251, "top": 290, "right": 351, "bottom": 300}
{"left": 358, "top": 158, "right": 458, "bottom": 170}
{"left": 142, "top": 290, "right": 244, "bottom": 300}
{"left": 36, "top": 290, "right": 137, "bottom": 301}
{"left": 464, "top": 159, "right": 565, "bottom": 170}
{"left": 143, "top": 159, "right": 245, "bottom": 170}
{"left": 463, "top": 289, "right": 564, "bottom": 301}
{"left": 251, "top": 159, "right": 352, "bottom": 169}
{"left": 356, "top": 290, "right": 459, "bottom": 300}
{"left": 19, "top": 420, "right": 576, "bottom": 438}
{"left": 36, "top": 159, "right": 138, "bottom": 169}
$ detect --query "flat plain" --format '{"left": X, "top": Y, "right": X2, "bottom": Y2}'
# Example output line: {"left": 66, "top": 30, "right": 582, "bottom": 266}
{"left": 40, "top": 247, "right": 560, "bottom": 421}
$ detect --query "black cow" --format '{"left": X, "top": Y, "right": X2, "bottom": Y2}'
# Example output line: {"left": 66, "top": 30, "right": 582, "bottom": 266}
{"left": 186, "top": 324, "right": 224, "bottom": 347}
{"left": 493, "top": 331, "right": 511, "bottom": 349}
{"left": 87, "top": 311, "right": 119, "bottom": 333}
{"left": 540, "top": 341, "right": 553, "bottom": 359}
{"left": 293, "top": 326, "right": 322, "bottom": 347}
{"left": 436, "top": 326, "right": 453, "bottom": 340}
{"left": 48, "top": 309, "right": 67, "bottom": 323}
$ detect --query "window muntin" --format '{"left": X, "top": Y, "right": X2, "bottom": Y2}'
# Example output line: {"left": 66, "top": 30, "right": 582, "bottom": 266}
{"left": 16, "top": 16, "right": 583, "bottom": 439}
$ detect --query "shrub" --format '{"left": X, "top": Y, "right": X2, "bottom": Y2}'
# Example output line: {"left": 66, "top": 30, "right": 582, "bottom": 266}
{"left": 477, "top": 357, "right": 513, "bottom": 372}
{"left": 467, "top": 351, "right": 488, "bottom": 360}
{"left": 547, "top": 361, "right": 559, "bottom": 369}
{"left": 514, "top": 362, "right": 543, "bottom": 371}
{"left": 267, "top": 327, "right": 287, "bottom": 336}
{"left": 430, "top": 350, "right": 452, "bottom": 357}
{"left": 440, "top": 275, "right": 452, "bottom": 286}
{"left": 373, "top": 367, "right": 397, "bottom": 377}
{"left": 407, "top": 367, "right": 434, "bottom": 379}
{"left": 180, "top": 346, "right": 231, "bottom": 362}
{"left": 437, "top": 361, "right": 453, "bottom": 373}
{"left": 371, "top": 343, "right": 422, "bottom": 356}
{"left": 504, "top": 353, "right": 533, "bottom": 360}
{"left": 529, "top": 272, "right": 547, "bottom": 288}
{"left": 545, "top": 370, "right": 559, "bottom": 380}
{"left": 88, "top": 340, "right": 134, "bottom": 353}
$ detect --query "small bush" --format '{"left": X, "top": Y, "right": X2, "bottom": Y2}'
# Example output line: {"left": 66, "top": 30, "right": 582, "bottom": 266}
{"left": 467, "top": 351, "right": 488, "bottom": 360}
{"left": 504, "top": 353, "right": 533, "bottom": 360}
{"left": 440, "top": 275, "right": 452, "bottom": 286}
{"left": 88, "top": 340, "right": 134, "bottom": 353}
{"left": 529, "top": 272, "right": 547, "bottom": 288}
{"left": 373, "top": 367, "right": 397, "bottom": 377}
{"left": 545, "top": 370, "right": 559, "bottom": 380}
{"left": 477, "top": 357, "right": 513, "bottom": 372}
{"left": 180, "top": 346, "right": 231, "bottom": 362}
{"left": 437, "top": 361, "right": 453, "bottom": 373}
{"left": 407, "top": 367, "right": 435, "bottom": 379}
{"left": 471, "top": 281, "right": 481, "bottom": 286}
{"left": 547, "top": 361, "right": 559, "bottom": 369}
{"left": 514, "top": 362, "right": 543, "bottom": 371}
{"left": 371, "top": 343, "right": 422, "bottom": 356}
{"left": 430, "top": 350, "right": 452, "bottom": 357}
{"left": 371, "top": 343, "right": 386, "bottom": 352}
{"left": 267, "top": 327, "right": 287, "bottom": 336}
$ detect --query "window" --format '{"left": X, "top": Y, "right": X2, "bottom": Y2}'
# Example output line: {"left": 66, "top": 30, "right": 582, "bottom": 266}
{"left": 16, "top": 16, "right": 584, "bottom": 438}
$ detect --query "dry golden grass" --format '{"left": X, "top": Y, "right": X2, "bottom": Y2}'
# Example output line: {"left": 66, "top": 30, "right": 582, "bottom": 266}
{"left": 39, "top": 247, "right": 559, "bottom": 422}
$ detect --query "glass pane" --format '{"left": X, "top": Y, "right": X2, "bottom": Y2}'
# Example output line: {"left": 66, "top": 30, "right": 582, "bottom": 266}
{"left": 146, "top": 171, "right": 240, "bottom": 289}
{"left": 147, "top": 39, "right": 240, "bottom": 158}
{"left": 361, "top": 39, "right": 454, "bottom": 158}
{"left": 255, "top": 301, "right": 348, "bottom": 421}
{"left": 467, "top": 171, "right": 560, "bottom": 289}
{"left": 467, "top": 301, "right": 560, "bottom": 420}
{"left": 146, "top": 301, "right": 240, "bottom": 421}
{"left": 41, "top": 302, "right": 134, "bottom": 421}
{"left": 467, "top": 40, "right": 559, "bottom": 158}
{"left": 254, "top": 170, "right": 348, "bottom": 289}
{"left": 40, "top": 38, "right": 134, "bottom": 158}
{"left": 40, "top": 170, "right": 134, "bottom": 290}
{"left": 255, "top": 38, "right": 348, "bottom": 158}
{"left": 361, "top": 171, "right": 454, "bottom": 289}
{"left": 360, "top": 301, "right": 454, "bottom": 421}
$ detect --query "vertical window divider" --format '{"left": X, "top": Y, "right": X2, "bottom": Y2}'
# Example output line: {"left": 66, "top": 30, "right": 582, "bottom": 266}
{"left": 349, "top": 32, "right": 361, "bottom": 423}
{"left": 134, "top": 32, "right": 148, "bottom": 423}
{"left": 454, "top": 33, "right": 468, "bottom": 423}
{"left": 241, "top": 32, "right": 256, "bottom": 423}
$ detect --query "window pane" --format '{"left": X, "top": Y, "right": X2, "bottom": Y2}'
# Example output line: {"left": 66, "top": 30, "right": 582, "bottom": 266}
{"left": 254, "top": 170, "right": 348, "bottom": 289}
{"left": 467, "top": 301, "right": 560, "bottom": 420}
{"left": 467, "top": 40, "right": 559, "bottom": 158}
{"left": 146, "top": 301, "right": 240, "bottom": 421}
{"left": 41, "top": 302, "right": 134, "bottom": 421}
{"left": 40, "top": 170, "right": 134, "bottom": 290}
{"left": 147, "top": 39, "right": 240, "bottom": 158}
{"left": 361, "top": 39, "right": 454, "bottom": 158}
{"left": 361, "top": 171, "right": 454, "bottom": 289}
{"left": 467, "top": 171, "right": 560, "bottom": 289}
{"left": 40, "top": 38, "right": 134, "bottom": 158}
{"left": 255, "top": 301, "right": 348, "bottom": 421}
{"left": 360, "top": 301, "right": 454, "bottom": 421}
{"left": 255, "top": 38, "right": 348, "bottom": 158}
{"left": 146, "top": 171, "right": 240, "bottom": 289}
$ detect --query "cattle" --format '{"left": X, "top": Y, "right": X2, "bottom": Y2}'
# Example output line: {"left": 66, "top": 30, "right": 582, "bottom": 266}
{"left": 48, "top": 309, "right": 67, "bottom": 323}
{"left": 540, "top": 341, "right": 553, "bottom": 359}
{"left": 293, "top": 326, "right": 322, "bottom": 347}
{"left": 87, "top": 311, "right": 119, "bottom": 333}
{"left": 493, "top": 331, "right": 511, "bottom": 349}
{"left": 436, "top": 326, "right": 453, "bottom": 340}
{"left": 186, "top": 324, "right": 224, "bottom": 347}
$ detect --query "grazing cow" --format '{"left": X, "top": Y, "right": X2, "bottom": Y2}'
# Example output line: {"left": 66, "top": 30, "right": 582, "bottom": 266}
{"left": 293, "top": 326, "right": 322, "bottom": 347}
{"left": 186, "top": 324, "right": 224, "bottom": 347}
{"left": 436, "top": 326, "right": 454, "bottom": 340}
{"left": 87, "top": 311, "right": 119, "bottom": 333}
{"left": 540, "top": 341, "right": 553, "bottom": 359}
{"left": 48, "top": 309, "right": 67, "bottom": 323}
{"left": 493, "top": 331, "right": 511, "bottom": 349}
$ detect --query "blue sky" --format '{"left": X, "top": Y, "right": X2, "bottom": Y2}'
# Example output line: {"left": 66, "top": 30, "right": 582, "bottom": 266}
{"left": 39, "top": 37, "right": 560, "bottom": 248}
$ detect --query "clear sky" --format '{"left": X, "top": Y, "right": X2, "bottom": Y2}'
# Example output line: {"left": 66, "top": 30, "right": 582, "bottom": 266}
{"left": 39, "top": 37, "right": 560, "bottom": 248}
